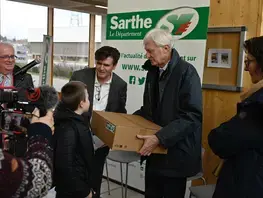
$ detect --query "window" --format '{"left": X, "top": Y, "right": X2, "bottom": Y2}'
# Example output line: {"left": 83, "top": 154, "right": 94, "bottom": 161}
{"left": 95, "top": 15, "right": 102, "bottom": 50}
{"left": 53, "top": 9, "right": 89, "bottom": 91}
{"left": 53, "top": 9, "right": 102, "bottom": 91}
{"left": 1, "top": 1, "right": 102, "bottom": 92}
{"left": 0, "top": 0, "right": 47, "bottom": 87}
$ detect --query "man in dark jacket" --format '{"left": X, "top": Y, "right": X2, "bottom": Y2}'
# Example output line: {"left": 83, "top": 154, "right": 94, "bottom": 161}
{"left": 135, "top": 28, "right": 203, "bottom": 198}
{"left": 70, "top": 46, "right": 127, "bottom": 198}
{"left": 53, "top": 81, "right": 94, "bottom": 198}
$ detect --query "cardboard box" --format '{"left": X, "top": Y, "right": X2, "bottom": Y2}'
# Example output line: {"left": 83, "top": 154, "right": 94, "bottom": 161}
{"left": 91, "top": 111, "right": 167, "bottom": 154}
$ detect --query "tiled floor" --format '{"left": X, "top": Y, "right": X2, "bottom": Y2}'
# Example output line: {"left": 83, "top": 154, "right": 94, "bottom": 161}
{"left": 45, "top": 179, "right": 191, "bottom": 198}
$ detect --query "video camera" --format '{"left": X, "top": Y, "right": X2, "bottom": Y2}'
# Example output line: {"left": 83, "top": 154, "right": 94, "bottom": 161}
{"left": 0, "top": 59, "right": 58, "bottom": 115}
{"left": 0, "top": 85, "right": 58, "bottom": 156}
{"left": 0, "top": 60, "right": 58, "bottom": 156}
{"left": 0, "top": 86, "right": 47, "bottom": 113}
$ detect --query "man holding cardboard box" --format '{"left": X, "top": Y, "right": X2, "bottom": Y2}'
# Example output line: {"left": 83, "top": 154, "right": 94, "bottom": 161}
{"left": 134, "top": 28, "right": 203, "bottom": 198}
{"left": 70, "top": 46, "right": 127, "bottom": 198}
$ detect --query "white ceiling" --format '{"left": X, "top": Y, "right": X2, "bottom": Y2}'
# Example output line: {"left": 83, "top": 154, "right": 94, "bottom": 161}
{"left": 8, "top": 0, "right": 108, "bottom": 15}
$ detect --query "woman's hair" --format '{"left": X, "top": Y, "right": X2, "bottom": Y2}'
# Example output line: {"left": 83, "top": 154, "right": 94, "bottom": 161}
{"left": 61, "top": 81, "right": 87, "bottom": 111}
{"left": 244, "top": 36, "right": 263, "bottom": 70}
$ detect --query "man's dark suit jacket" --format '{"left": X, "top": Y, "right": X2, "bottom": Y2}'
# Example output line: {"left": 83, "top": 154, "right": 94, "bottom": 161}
{"left": 70, "top": 67, "right": 127, "bottom": 125}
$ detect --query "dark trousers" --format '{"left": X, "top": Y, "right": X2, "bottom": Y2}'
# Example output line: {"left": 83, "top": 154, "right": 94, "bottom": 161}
{"left": 91, "top": 146, "right": 110, "bottom": 198}
{"left": 145, "top": 169, "right": 187, "bottom": 198}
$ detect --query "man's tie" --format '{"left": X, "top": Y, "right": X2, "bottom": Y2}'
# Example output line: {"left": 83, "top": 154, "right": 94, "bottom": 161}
{"left": 0, "top": 75, "right": 5, "bottom": 86}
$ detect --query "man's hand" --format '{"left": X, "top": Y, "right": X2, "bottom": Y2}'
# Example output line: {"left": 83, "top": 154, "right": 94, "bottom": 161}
{"left": 87, "top": 190, "right": 94, "bottom": 198}
{"left": 87, "top": 191, "right": 92, "bottom": 198}
{"left": 137, "top": 135, "right": 159, "bottom": 156}
{"left": 31, "top": 108, "right": 54, "bottom": 134}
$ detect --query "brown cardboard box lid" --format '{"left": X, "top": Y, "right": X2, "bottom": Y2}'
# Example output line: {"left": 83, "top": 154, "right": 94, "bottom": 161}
{"left": 94, "top": 111, "right": 161, "bottom": 130}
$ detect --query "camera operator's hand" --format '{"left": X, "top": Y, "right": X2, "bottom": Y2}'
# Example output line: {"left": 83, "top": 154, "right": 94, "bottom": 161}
{"left": 31, "top": 108, "right": 54, "bottom": 134}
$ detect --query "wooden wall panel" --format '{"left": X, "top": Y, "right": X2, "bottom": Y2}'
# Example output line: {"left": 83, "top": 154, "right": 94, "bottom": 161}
{"left": 192, "top": 0, "right": 263, "bottom": 186}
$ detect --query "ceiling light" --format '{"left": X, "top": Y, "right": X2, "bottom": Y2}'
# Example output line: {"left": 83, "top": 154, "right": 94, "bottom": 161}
{"left": 95, "top": 5, "right": 107, "bottom": 9}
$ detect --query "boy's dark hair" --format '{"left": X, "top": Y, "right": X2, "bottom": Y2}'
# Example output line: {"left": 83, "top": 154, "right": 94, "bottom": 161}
{"left": 244, "top": 36, "right": 263, "bottom": 70}
{"left": 61, "top": 81, "right": 87, "bottom": 111}
{"left": 95, "top": 46, "right": 120, "bottom": 65}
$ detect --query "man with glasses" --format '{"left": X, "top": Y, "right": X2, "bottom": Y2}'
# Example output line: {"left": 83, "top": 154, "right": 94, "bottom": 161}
{"left": 70, "top": 46, "right": 127, "bottom": 198}
{"left": 0, "top": 42, "right": 34, "bottom": 156}
{"left": 0, "top": 43, "right": 33, "bottom": 89}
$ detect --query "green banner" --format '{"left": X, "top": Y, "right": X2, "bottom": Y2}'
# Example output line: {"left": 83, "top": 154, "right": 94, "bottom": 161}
{"left": 39, "top": 35, "right": 52, "bottom": 86}
{"left": 106, "top": 7, "right": 209, "bottom": 40}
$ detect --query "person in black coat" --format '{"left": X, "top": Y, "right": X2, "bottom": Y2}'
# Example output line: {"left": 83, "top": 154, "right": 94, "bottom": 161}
{"left": 70, "top": 46, "right": 127, "bottom": 198}
{"left": 53, "top": 81, "right": 94, "bottom": 198}
{"left": 134, "top": 28, "right": 203, "bottom": 198}
{"left": 208, "top": 36, "right": 263, "bottom": 198}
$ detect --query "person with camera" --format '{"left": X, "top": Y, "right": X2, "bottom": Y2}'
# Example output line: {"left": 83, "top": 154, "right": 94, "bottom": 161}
{"left": 208, "top": 36, "right": 263, "bottom": 198}
{"left": 0, "top": 108, "right": 54, "bottom": 198}
{"left": 0, "top": 42, "right": 34, "bottom": 157}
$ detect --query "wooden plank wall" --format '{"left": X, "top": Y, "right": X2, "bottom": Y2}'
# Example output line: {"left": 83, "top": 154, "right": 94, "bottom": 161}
{"left": 193, "top": 0, "right": 263, "bottom": 185}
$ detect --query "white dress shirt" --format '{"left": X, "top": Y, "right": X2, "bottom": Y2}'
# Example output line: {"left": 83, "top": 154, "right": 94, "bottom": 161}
{"left": 92, "top": 73, "right": 112, "bottom": 150}
{"left": 93, "top": 73, "right": 112, "bottom": 111}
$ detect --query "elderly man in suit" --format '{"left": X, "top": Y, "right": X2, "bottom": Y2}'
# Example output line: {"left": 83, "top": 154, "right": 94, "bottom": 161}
{"left": 70, "top": 46, "right": 127, "bottom": 198}
{"left": 0, "top": 43, "right": 33, "bottom": 89}
{"left": 135, "top": 28, "right": 203, "bottom": 198}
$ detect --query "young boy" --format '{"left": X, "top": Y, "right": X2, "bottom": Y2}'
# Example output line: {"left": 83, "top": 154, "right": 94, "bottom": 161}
{"left": 53, "top": 81, "right": 94, "bottom": 198}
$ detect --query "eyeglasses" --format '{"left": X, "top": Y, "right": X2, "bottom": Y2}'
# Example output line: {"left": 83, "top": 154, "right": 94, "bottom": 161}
{"left": 95, "top": 85, "right": 101, "bottom": 101}
{"left": 0, "top": 55, "right": 17, "bottom": 60}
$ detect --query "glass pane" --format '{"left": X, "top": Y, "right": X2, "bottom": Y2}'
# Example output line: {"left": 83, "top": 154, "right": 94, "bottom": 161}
{"left": 53, "top": 9, "right": 102, "bottom": 91}
{"left": 0, "top": 0, "right": 47, "bottom": 88}
{"left": 95, "top": 15, "right": 102, "bottom": 50}
{"left": 53, "top": 9, "right": 88, "bottom": 91}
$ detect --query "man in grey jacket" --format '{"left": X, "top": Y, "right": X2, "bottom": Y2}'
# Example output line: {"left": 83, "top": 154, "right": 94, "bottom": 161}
{"left": 135, "top": 28, "right": 203, "bottom": 198}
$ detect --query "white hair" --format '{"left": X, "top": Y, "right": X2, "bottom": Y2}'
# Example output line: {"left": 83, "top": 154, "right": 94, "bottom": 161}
{"left": 143, "top": 28, "right": 173, "bottom": 48}
{"left": 0, "top": 42, "right": 14, "bottom": 49}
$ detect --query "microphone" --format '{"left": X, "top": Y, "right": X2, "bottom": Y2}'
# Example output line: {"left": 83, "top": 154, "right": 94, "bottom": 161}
{"left": 27, "top": 85, "right": 59, "bottom": 117}
{"left": 14, "top": 59, "right": 41, "bottom": 77}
